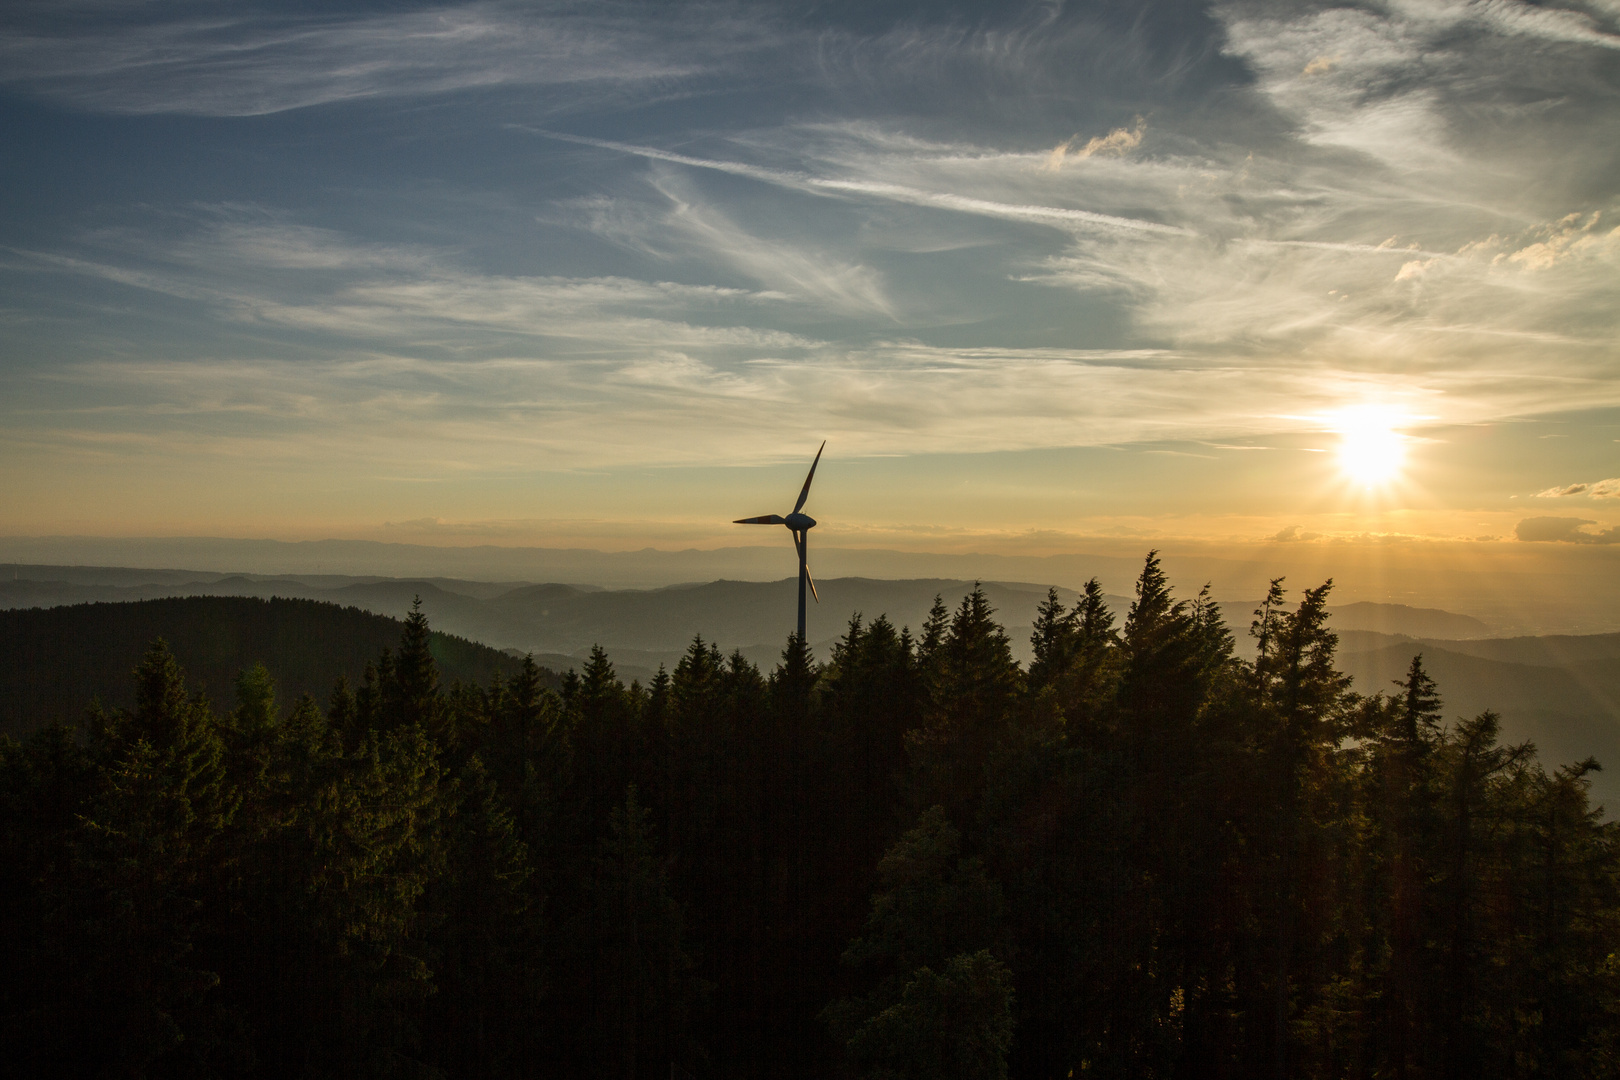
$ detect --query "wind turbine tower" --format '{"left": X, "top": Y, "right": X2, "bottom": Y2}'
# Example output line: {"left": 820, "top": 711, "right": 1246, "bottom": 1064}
{"left": 733, "top": 441, "right": 825, "bottom": 642}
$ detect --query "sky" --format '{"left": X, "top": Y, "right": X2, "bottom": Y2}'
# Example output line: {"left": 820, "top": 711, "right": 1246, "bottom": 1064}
{"left": 1, "top": 0, "right": 1618, "bottom": 580}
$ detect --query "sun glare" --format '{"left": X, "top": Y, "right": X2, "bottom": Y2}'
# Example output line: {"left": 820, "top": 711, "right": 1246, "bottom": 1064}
{"left": 1330, "top": 407, "right": 1408, "bottom": 487}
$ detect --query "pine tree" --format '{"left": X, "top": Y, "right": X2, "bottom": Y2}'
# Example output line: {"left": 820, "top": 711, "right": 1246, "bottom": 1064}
{"left": 1027, "top": 587, "right": 1079, "bottom": 696}
{"left": 225, "top": 661, "right": 279, "bottom": 793}
{"left": 1370, "top": 654, "right": 1444, "bottom": 1078}
{"left": 0, "top": 721, "right": 96, "bottom": 1073}
{"left": 423, "top": 755, "right": 541, "bottom": 1078}
{"left": 1247, "top": 582, "right": 1353, "bottom": 1080}
{"left": 1056, "top": 577, "right": 1121, "bottom": 736}
{"left": 492, "top": 655, "right": 553, "bottom": 755}
{"left": 836, "top": 806, "right": 1005, "bottom": 976}
{"left": 1432, "top": 710, "right": 1531, "bottom": 1079}
{"left": 646, "top": 664, "right": 671, "bottom": 729}
{"left": 327, "top": 673, "right": 358, "bottom": 741}
{"left": 672, "top": 634, "right": 726, "bottom": 737}
{"left": 1512, "top": 757, "right": 1620, "bottom": 1075}
{"left": 578, "top": 785, "right": 699, "bottom": 1080}
{"left": 388, "top": 597, "right": 449, "bottom": 742}
{"left": 571, "top": 644, "right": 638, "bottom": 830}
{"left": 905, "top": 587, "right": 1022, "bottom": 819}
{"left": 824, "top": 613, "right": 919, "bottom": 941}
{"left": 824, "top": 806, "right": 1010, "bottom": 1078}
{"left": 1075, "top": 576, "right": 1117, "bottom": 654}
{"left": 917, "top": 594, "right": 950, "bottom": 671}
{"left": 1116, "top": 551, "right": 1204, "bottom": 746}
{"left": 76, "top": 640, "right": 236, "bottom": 1075}
{"left": 842, "top": 950, "right": 1015, "bottom": 1080}
{"left": 771, "top": 632, "right": 816, "bottom": 732}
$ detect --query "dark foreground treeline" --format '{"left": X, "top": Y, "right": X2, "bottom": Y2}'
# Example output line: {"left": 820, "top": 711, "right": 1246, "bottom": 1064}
{"left": 2, "top": 554, "right": 1617, "bottom": 1080}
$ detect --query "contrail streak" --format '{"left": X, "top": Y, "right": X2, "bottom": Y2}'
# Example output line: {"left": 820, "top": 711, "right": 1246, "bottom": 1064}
{"left": 527, "top": 128, "right": 1457, "bottom": 257}
{"left": 526, "top": 128, "right": 1193, "bottom": 236}
{"left": 1240, "top": 238, "right": 1455, "bottom": 259}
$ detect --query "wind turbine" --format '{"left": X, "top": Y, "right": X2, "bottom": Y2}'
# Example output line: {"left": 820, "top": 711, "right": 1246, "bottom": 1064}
{"left": 733, "top": 441, "right": 825, "bottom": 642}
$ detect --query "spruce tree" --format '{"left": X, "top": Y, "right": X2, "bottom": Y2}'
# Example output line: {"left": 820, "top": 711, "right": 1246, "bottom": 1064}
{"left": 576, "top": 785, "right": 698, "bottom": 1080}
{"left": 1433, "top": 710, "right": 1531, "bottom": 1079}
{"left": 906, "top": 587, "right": 1022, "bottom": 820}
{"left": 1369, "top": 654, "right": 1445, "bottom": 1078}
{"left": 1026, "top": 587, "right": 1078, "bottom": 696}
{"left": 389, "top": 597, "right": 449, "bottom": 742}
{"left": 824, "top": 806, "right": 1010, "bottom": 1078}
{"left": 78, "top": 641, "right": 235, "bottom": 1076}
{"left": 423, "top": 755, "right": 541, "bottom": 1078}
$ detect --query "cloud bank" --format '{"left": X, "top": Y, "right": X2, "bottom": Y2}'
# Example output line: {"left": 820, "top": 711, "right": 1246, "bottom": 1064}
{"left": 1516, "top": 516, "right": 1620, "bottom": 543}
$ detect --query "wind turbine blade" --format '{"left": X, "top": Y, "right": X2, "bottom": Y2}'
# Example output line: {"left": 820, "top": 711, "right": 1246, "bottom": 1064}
{"left": 795, "top": 530, "right": 819, "bottom": 602}
{"left": 733, "top": 514, "right": 786, "bottom": 525}
{"left": 792, "top": 440, "right": 825, "bottom": 514}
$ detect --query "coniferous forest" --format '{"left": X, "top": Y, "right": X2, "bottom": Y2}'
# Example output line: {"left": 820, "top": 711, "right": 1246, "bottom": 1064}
{"left": 3, "top": 553, "right": 1618, "bottom": 1080}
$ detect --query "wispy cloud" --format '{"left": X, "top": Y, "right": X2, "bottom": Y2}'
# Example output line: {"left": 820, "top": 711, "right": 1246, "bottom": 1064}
{"left": 16, "top": 209, "right": 1519, "bottom": 468}
{"left": 8, "top": 338, "right": 1429, "bottom": 471}
{"left": 649, "top": 176, "right": 897, "bottom": 319}
{"left": 1399, "top": 0, "right": 1620, "bottom": 52}
{"left": 9, "top": 211, "right": 806, "bottom": 351}
{"left": 0, "top": 1, "right": 776, "bottom": 116}
{"left": 537, "top": 97, "right": 1615, "bottom": 409}
{"left": 1040, "top": 119, "right": 1146, "bottom": 172}
{"left": 1498, "top": 212, "right": 1620, "bottom": 270}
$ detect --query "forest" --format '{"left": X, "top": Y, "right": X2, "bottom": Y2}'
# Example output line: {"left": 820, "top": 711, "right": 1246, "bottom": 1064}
{"left": 2, "top": 553, "right": 1617, "bottom": 1079}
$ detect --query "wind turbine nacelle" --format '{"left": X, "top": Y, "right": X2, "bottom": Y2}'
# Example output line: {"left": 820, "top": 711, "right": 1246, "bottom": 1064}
{"left": 784, "top": 512, "right": 816, "bottom": 531}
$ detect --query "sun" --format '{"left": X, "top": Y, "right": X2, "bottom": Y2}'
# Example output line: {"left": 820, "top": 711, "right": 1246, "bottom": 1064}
{"left": 1329, "top": 406, "right": 1408, "bottom": 487}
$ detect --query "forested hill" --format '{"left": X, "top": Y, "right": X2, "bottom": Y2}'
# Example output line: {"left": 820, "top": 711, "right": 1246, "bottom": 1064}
{"left": 1337, "top": 629, "right": 1620, "bottom": 803}
{"left": 0, "top": 595, "right": 552, "bottom": 735}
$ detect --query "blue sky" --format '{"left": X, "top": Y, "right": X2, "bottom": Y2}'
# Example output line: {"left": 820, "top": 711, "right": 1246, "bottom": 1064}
{"left": 1, "top": 0, "right": 1617, "bottom": 560}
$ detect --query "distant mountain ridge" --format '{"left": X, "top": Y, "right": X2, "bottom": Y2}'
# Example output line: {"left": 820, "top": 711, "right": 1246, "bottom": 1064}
{"left": 1333, "top": 628, "right": 1620, "bottom": 806}
{"left": 4, "top": 568, "right": 1619, "bottom": 803}
{"left": 0, "top": 564, "right": 1491, "bottom": 659}
{"left": 1316, "top": 600, "right": 1491, "bottom": 639}
{"left": 2, "top": 568, "right": 1095, "bottom": 661}
{"left": 9, "top": 533, "right": 1620, "bottom": 635}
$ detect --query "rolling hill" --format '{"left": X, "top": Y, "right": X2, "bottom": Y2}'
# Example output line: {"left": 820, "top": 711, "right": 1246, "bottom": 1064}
{"left": 0, "top": 595, "right": 555, "bottom": 737}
